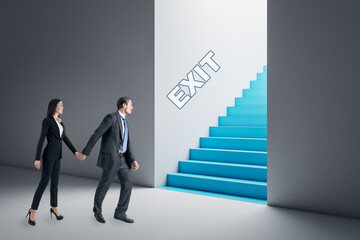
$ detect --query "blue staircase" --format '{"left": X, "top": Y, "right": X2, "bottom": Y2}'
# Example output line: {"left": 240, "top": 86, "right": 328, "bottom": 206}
{"left": 160, "top": 66, "right": 267, "bottom": 204}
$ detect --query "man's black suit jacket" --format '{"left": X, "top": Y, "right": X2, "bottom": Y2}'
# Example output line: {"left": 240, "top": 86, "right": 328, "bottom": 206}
{"left": 35, "top": 116, "right": 77, "bottom": 161}
{"left": 82, "top": 111, "right": 136, "bottom": 170}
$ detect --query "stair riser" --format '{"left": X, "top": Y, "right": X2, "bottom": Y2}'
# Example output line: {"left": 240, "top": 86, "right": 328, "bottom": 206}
{"left": 227, "top": 106, "right": 267, "bottom": 116}
{"left": 243, "top": 90, "right": 267, "bottom": 98}
{"left": 190, "top": 148, "right": 267, "bottom": 165}
{"left": 250, "top": 81, "right": 267, "bottom": 89}
{"left": 167, "top": 174, "right": 267, "bottom": 200}
{"left": 257, "top": 73, "right": 266, "bottom": 81}
{"left": 219, "top": 116, "right": 267, "bottom": 126}
{"left": 200, "top": 138, "right": 267, "bottom": 151}
{"left": 179, "top": 161, "right": 267, "bottom": 181}
{"left": 209, "top": 126, "right": 267, "bottom": 138}
{"left": 235, "top": 97, "right": 267, "bottom": 107}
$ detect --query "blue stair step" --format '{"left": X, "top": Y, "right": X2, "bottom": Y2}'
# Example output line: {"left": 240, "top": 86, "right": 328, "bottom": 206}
{"left": 167, "top": 173, "right": 267, "bottom": 200}
{"left": 227, "top": 106, "right": 267, "bottom": 116}
{"left": 243, "top": 92, "right": 267, "bottom": 98}
{"left": 219, "top": 115, "right": 267, "bottom": 126}
{"left": 209, "top": 126, "right": 267, "bottom": 138}
{"left": 158, "top": 186, "right": 267, "bottom": 205}
{"left": 243, "top": 88, "right": 267, "bottom": 98}
{"left": 263, "top": 65, "right": 267, "bottom": 73}
{"left": 235, "top": 97, "right": 266, "bottom": 107}
{"left": 190, "top": 148, "right": 267, "bottom": 166}
{"left": 250, "top": 80, "right": 267, "bottom": 89}
{"left": 200, "top": 137, "right": 267, "bottom": 151}
{"left": 256, "top": 73, "right": 266, "bottom": 81}
{"left": 179, "top": 160, "right": 267, "bottom": 181}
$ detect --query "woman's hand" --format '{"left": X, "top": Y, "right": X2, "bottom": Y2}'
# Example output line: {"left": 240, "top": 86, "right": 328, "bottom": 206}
{"left": 34, "top": 160, "right": 41, "bottom": 170}
{"left": 75, "top": 152, "right": 86, "bottom": 161}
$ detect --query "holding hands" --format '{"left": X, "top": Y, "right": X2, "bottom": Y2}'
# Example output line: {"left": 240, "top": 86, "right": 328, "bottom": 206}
{"left": 75, "top": 152, "right": 138, "bottom": 170}
{"left": 34, "top": 160, "right": 41, "bottom": 170}
{"left": 34, "top": 152, "right": 85, "bottom": 171}
{"left": 75, "top": 152, "right": 86, "bottom": 161}
{"left": 75, "top": 151, "right": 138, "bottom": 170}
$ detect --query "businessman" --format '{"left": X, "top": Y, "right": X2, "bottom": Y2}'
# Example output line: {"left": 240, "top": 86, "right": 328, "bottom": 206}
{"left": 78, "top": 97, "right": 139, "bottom": 224}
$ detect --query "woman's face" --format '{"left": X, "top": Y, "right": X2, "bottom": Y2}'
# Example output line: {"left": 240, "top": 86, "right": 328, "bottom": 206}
{"left": 55, "top": 101, "right": 64, "bottom": 115}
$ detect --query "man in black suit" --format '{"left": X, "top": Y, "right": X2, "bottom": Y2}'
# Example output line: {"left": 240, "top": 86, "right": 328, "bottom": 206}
{"left": 78, "top": 97, "right": 139, "bottom": 224}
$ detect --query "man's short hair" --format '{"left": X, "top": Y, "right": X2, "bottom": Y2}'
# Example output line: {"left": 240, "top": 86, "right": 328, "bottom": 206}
{"left": 117, "top": 97, "right": 131, "bottom": 109}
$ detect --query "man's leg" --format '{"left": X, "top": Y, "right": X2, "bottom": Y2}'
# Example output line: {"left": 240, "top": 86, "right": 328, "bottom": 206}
{"left": 93, "top": 167, "right": 117, "bottom": 214}
{"left": 114, "top": 157, "right": 133, "bottom": 215}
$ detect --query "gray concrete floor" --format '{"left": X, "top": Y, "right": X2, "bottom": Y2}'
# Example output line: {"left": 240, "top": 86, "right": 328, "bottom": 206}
{"left": 1, "top": 165, "right": 359, "bottom": 240}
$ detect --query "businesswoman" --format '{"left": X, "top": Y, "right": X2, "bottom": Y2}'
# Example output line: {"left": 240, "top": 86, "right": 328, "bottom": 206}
{"left": 26, "top": 99, "right": 82, "bottom": 226}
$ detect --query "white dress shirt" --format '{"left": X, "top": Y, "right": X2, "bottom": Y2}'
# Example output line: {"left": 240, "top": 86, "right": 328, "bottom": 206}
{"left": 118, "top": 110, "right": 126, "bottom": 153}
{"left": 53, "top": 116, "right": 64, "bottom": 137}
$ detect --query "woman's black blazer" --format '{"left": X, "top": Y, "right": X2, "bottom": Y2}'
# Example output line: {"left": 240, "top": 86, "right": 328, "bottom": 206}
{"left": 35, "top": 116, "right": 77, "bottom": 161}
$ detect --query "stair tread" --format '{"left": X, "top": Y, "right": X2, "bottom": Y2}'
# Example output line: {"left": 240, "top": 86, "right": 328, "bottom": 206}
{"left": 180, "top": 160, "right": 267, "bottom": 169}
{"left": 192, "top": 148, "right": 267, "bottom": 154}
{"left": 210, "top": 125, "right": 267, "bottom": 128}
{"left": 158, "top": 186, "right": 267, "bottom": 205}
{"left": 235, "top": 96, "right": 267, "bottom": 99}
{"left": 228, "top": 106, "right": 267, "bottom": 109}
{"left": 220, "top": 115, "right": 267, "bottom": 118}
{"left": 200, "top": 136, "right": 267, "bottom": 140}
{"left": 168, "top": 172, "right": 267, "bottom": 186}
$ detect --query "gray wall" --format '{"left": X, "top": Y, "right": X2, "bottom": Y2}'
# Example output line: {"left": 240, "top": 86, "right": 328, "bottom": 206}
{"left": 0, "top": 0, "right": 154, "bottom": 187}
{"left": 268, "top": 0, "right": 360, "bottom": 219}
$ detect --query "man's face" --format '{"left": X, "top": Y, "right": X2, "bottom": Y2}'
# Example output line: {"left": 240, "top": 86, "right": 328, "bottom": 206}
{"left": 124, "top": 100, "right": 133, "bottom": 115}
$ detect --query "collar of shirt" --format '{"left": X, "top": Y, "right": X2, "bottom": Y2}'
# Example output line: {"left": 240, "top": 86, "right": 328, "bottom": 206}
{"left": 53, "top": 116, "right": 63, "bottom": 137}
{"left": 118, "top": 110, "right": 126, "bottom": 120}
{"left": 53, "top": 116, "right": 62, "bottom": 123}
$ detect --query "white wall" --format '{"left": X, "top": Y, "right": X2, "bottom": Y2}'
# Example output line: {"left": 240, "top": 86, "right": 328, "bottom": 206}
{"left": 155, "top": 0, "right": 267, "bottom": 187}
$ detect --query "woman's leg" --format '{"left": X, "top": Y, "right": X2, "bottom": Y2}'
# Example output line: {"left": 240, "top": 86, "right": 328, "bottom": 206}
{"left": 50, "top": 159, "right": 61, "bottom": 214}
{"left": 31, "top": 160, "right": 55, "bottom": 214}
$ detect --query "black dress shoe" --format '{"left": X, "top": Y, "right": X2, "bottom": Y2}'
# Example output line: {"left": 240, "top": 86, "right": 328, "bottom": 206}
{"left": 25, "top": 208, "right": 36, "bottom": 226}
{"left": 94, "top": 213, "right": 106, "bottom": 223}
{"left": 114, "top": 213, "right": 134, "bottom": 223}
{"left": 50, "top": 208, "right": 64, "bottom": 220}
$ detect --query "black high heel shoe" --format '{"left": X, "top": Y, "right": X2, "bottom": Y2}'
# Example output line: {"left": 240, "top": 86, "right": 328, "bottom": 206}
{"left": 25, "top": 208, "right": 36, "bottom": 226}
{"left": 50, "top": 208, "right": 64, "bottom": 220}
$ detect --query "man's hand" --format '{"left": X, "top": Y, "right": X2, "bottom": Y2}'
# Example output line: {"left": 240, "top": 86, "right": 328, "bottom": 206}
{"left": 34, "top": 160, "right": 41, "bottom": 170}
{"left": 77, "top": 153, "right": 86, "bottom": 161}
{"left": 132, "top": 161, "right": 139, "bottom": 171}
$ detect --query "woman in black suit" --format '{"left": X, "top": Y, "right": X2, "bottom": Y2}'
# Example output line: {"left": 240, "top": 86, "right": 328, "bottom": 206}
{"left": 26, "top": 99, "right": 82, "bottom": 226}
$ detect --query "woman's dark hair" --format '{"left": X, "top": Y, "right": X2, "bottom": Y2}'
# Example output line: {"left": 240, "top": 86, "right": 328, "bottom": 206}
{"left": 117, "top": 97, "right": 131, "bottom": 109}
{"left": 47, "top": 99, "right": 61, "bottom": 117}
{"left": 46, "top": 98, "right": 66, "bottom": 136}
